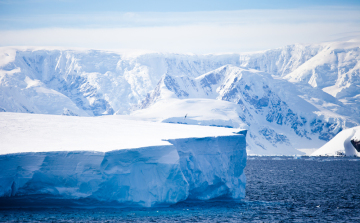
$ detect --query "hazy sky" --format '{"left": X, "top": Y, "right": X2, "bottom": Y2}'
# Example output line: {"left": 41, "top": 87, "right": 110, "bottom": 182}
{"left": 1, "top": 0, "right": 360, "bottom": 53}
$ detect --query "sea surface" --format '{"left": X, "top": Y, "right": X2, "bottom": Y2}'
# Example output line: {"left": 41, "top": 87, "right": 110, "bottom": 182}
{"left": 1, "top": 156, "right": 359, "bottom": 222}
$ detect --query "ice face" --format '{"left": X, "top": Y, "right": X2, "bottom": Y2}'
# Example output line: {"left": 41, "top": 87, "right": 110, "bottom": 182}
{"left": 0, "top": 134, "right": 246, "bottom": 207}
{"left": 168, "top": 135, "right": 246, "bottom": 200}
{"left": 94, "top": 146, "right": 189, "bottom": 207}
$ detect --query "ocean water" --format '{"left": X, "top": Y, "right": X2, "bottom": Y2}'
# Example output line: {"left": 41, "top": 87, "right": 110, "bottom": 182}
{"left": 1, "top": 156, "right": 359, "bottom": 222}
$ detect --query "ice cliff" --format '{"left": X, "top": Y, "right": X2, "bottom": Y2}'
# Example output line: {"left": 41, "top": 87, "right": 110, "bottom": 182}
{"left": 0, "top": 136, "right": 246, "bottom": 207}
{"left": 0, "top": 113, "right": 246, "bottom": 207}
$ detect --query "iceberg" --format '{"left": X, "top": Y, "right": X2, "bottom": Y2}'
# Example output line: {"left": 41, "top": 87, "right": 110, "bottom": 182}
{"left": 311, "top": 126, "right": 360, "bottom": 157}
{"left": 0, "top": 112, "right": 246, "bottom": 207}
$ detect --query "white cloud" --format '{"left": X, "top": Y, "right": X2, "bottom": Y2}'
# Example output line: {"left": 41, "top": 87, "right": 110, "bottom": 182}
{"left": 1, "top": 8, "right": 360, "bottom": 53}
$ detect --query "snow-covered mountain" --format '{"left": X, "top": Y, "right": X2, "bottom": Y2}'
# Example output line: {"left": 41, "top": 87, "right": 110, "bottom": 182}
{"left": 1, "top": 39, "right": 359, "bottom": 154}
{"left": 240, "top": 40, "right": 360, "bottom": 116}
{"left": 137, "top": 65, "right": 357, "bottom": 155}
{"left": 239, "top": 43, "right": 324, "bottom": 77}
{"left": 0, "top": 47, "right": 240, "bottom": 115}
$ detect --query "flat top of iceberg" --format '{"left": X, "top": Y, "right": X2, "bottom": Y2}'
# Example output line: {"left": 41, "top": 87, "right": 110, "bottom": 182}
{"left": 0, "top": 112, "right": 241, "bottom": 155}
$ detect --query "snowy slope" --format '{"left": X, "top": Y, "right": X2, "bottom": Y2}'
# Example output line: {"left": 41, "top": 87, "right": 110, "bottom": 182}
{"left": 311, "top": 126, "right": 360, "bottom": 157}
{"left": 133, "top": 98, "right": 248, "bottom": 129}
{"left": 134, "top": 98, "right": 300, "bottom": 155}
{"left": 0, "top": 112, "right": 246, "bottom": 207}
{"left": 285, "top": 40, "right": 360, "bottom": 112}
{"left": 240, "top": 39, "right": 360, "bottom": 117}
{"left": 0, "top": 47, "right": 241, "bottom": 115}
{"left": 239, "top": 43, "right": 324, "bottom": 77}
{"left": 137, "top": 65, "right": 357, "bottom": 155}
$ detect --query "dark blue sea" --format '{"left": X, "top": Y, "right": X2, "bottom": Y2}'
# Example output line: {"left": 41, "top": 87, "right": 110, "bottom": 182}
{"left": 1, "top": 156, "right": 359, "bottom": 222}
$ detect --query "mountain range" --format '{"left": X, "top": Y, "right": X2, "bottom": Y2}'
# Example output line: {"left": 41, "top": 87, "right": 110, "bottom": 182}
{"left": 1, "top": 39, "right": 359, "bottom": 155}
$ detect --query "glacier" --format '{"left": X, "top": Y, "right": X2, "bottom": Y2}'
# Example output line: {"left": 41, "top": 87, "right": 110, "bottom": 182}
{"left": 0, "top": 112, "right": 246, "bottom": 207}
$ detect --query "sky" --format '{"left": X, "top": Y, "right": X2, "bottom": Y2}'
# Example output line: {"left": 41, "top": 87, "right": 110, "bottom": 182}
{"left": 0, "top": 0, "right": 360, "bottom": 53}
